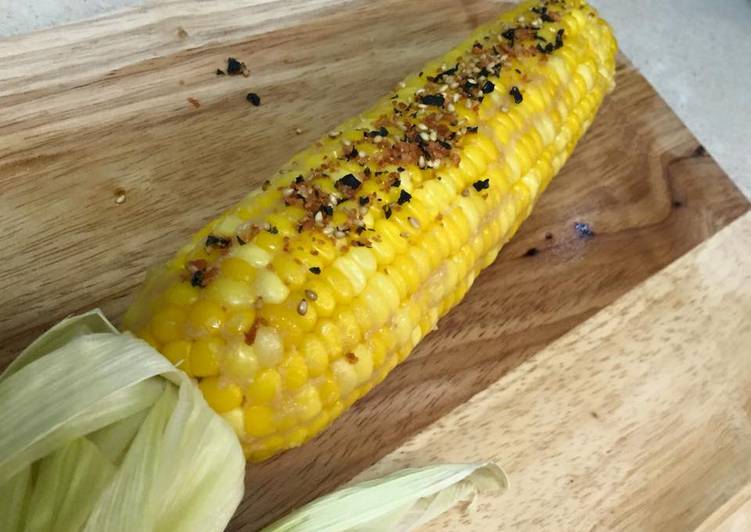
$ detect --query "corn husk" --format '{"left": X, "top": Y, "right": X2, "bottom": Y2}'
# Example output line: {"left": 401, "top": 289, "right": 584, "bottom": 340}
{"left": 0, "top": 310, "right": 245, "bottom": 532}
{"left": 264, "top": 462, "right": 508, "bottom": 531}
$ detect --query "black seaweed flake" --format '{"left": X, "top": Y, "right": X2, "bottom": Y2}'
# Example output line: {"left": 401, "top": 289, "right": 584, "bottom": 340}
{"left": 419, "top": 94, "right": 445, "bottom": 107}
{"left": 216, "top": 69, "right": 226, "bottom": 76}
{"left": 359, "top": 196, "right": 370, "bottom": 206}
{"left": 502, "top": 28, "right": 516, "bottom": 45}
{"left": 321, "top": 204, "right": 334, "bottom": 216}
{"left": 205, "top": 235, "right": 231, "bottom": 249}
{"left": 397, "top": 189, "right": 412, "bottom": 205}
{"left": 537, "top": 42, "right": 555, "bottom": 54}
{"left": 466, "top": 126, "right": 479, "bottom": 134}
{"left": 481, "top": 80, "right": 495, "bottom": 94}
{"left": 509, "top": 86, "right": 523, "bottom": 104}
{"left": 336, "top": 173, "right": 362, "bottom": 190}
{"left": 345, "top": 147, "right": 359, "bottom": 161}
{"left": 227, "top": 57, "right": 245, "bottom": 75}
{"left": 472, "top": 179, "right": 490, "bottom": 191}
{"left": 555, "top": 29, "right": 565, "bottom": 49}
{"left": 524, "top": 247, "right": 539, "bottom": 257}
{"left": 190, "top": 270, "right": 205, "bottom": 287}
{"left": 574, "top": 222, "right": 595, "bottom": 238}
{"left": 295, "top": 175, "right": 305, "bottom": 184}
{"left": 391, "top": 178, "right": 401, "bottom": 188}
{"left": 366, "top": 127, "right": 389, "bottom": 138}
{"left": 267, "top": 225, "right": 279, "bottom": 234}
{"left": 384, "top": 205, "right": 392, "bottom": 219}
{"left": 309, "top": 266, "right": 321, "bottom": 275}
{"left": 246, "top": 92, "right": 261, "bottom": 106}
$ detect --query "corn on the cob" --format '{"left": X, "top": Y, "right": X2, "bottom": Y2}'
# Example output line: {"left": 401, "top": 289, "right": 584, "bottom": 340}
{"left": 124, "top": 0, "right": 616, "bottom": 461}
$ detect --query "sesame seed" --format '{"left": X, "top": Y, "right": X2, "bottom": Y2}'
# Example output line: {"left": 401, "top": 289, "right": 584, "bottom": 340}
{"left": 398, "top": 81, "right": 407, "bottom": 88}
{"left": 295, "top": 128, "right": 303, "bottom": 135}
{"left": 416, "top": 88, "right": 426, "bottom": 95}
{"left": 334, "top": 230, "right": 346, "bottom": 239}
{"left": 440, "top": 84, "right": 449, "bottom": 92}
{"left": 418, "top": 103, "right": 428, "bottom": 109}
{"left": 373, "top": 136, "right": 382, "bottom": 143}
{"left": 283, "top": 187, "right": 294, "bottom": 196}
{"left": 450, "top": 82, "right": 459, "bottom": 89}
{"left": 305, "top": 289, "right": 318, "bottom": 301}
{"left": 453, "top": 93, "right": 461, "bottom": 102}
{"left": 314, "top": 211, "right": 323, "bottom": 224}
{"left": 418, "top": 123, "right": 429, "bottom": 131}
{"left": 297, "top": 299, "right": 308, "bottom": 315}
{"left": 343, "top": 139, "right": 352, "bottom": 146}
{"left": 408, "top": 216, "right": 421, "bottom": 229}
{"left": 323, "top": 226, "right": 334, "bottom": 235}
{"left": 418, "top": 155, "right": 426, "bottom": 169}
{"left": 447, "top": 103, "right": 455, "bottom": 112}
{"left": 328, "top": 130, "right": 341, "bottom": 138}
{"left": 429, "top": 131, "right": 437, "bottom": 141}
{"left": 419, "top": 131, "right": 430, "bottom": 142}
{"left": 114, "top": 189, "right": 127, "bottom": 205}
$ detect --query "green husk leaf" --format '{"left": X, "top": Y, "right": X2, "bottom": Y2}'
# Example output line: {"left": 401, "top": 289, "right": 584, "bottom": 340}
{"left": 263, "top": 462, "right": 508, "bottom": 531}
{"left": 0, "top": 310, "right": 245, "bottom": 532}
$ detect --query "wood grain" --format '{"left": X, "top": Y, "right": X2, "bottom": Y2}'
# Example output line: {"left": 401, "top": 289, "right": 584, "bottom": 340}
{"left": 358, "top": 211, "right": 751, "bottom": 532}
{"left": 0, "top": 1, "right": 748, "bottom": 530}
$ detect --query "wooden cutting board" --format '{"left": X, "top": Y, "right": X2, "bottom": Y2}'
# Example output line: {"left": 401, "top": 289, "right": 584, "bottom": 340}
{"left": 0, "top": 0, "right": 748, "bottom": 530}
{"left": 359, "top": 211, "right": 751, "bottom": 531}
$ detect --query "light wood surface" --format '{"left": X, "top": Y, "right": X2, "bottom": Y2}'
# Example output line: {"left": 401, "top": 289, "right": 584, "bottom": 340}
{"left": 0, "top": 1, "right": 749, "bottom": 530}
{"left": 359, "top": 212, "right": 751, "bottom": 532}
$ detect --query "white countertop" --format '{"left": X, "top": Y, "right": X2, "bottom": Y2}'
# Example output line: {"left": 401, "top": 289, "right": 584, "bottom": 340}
{"left": 1, "top": 0, "right": 749, "bottom": 197}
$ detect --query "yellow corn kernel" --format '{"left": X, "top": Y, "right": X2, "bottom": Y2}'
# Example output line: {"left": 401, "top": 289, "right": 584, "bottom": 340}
{"left": 190, "top": 337, "right": 224, "bottom": 377}
{"left": 162, "top": 339, "right": 191, "bottom": 366}
{"left": 294, "top": 384, "right": 322, "bottom": 421}
{"left": 331, "top": 358, "right": 358, "bottom": 398}
{"left": 223, "top": 344, "right": 259, "bottom": 382}
{"left": 305, "top": 280, "right": 335, "bottom": 318}
{"left": 333, "top": 308, "right": 361, "bottom": 352}
{"left": 231, "top": 244, "right": 271, "bottom": 268}
{"left": 253, "top": 326, "right": 284, "bottom": 367}
{"left": 246, "top": 368, "right": 282, "bottom": 404}
{"left": 254, "top": 269, "right": 289, "bottom": 305}
{"left": 224, "top": 308, "right": 256, "bottom": 335}
{"left": 272, "top": 254, "right": 307, "bottom": 289}
{"left": 221, "top": 257, "right": 257, "bottom": 283}
{"left": 151, "top": 306, "right": 186, "bottom": 344}
{"left": 205, "top": 278, "right": 255, "bottom": 308}
{"left": 318, "top": 374, "right": 340, "bottom": 406}
{"left": 221, "top": 407, "right": 245, "bottom": 437}
{"left": 281, "top": 355, "right": 309, "bottom": 390}
{"left": 244, "top": 405, "right": 276, "bottom": 437}
{"left": 301, "top": 335, "right": 328, "bottom": 377}
{"left": 164, "top": 283, "right": 199, "bottom": 306}
{"left": 322, "top": 266, "right": 355, "bottom": 304}
{"left": 188, "top": 300, "right": 225, "bottom": 334}
{"left": 285, "top": 427, "right": 308, "bottom": 447}
{"left": 254, "top": 230, "right": 283, "bottom": 253}
{"left": 199, "top": 377, "right": 243, "bottom": 413}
